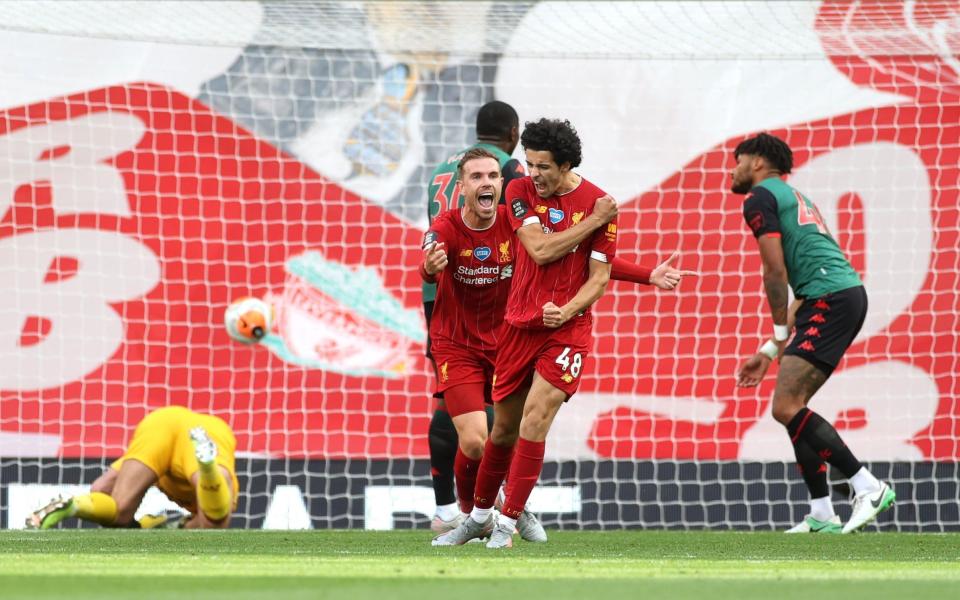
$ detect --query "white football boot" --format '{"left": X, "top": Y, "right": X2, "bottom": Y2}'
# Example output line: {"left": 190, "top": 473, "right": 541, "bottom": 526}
{"left": 432, "top": 513, "right": 494, "bottom": 546}
{"left": 842, "top": 481, "right": 896, "bottom": 533}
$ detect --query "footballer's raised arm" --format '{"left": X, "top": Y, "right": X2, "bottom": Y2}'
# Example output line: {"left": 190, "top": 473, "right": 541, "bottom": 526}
{"left": 511, "top": 193, "right": 618, "bottom": 266}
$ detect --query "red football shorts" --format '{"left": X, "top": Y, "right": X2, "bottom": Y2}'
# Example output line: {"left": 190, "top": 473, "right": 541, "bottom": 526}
{"left": 431, "top": 338, "right": 494, "bottom": 417}
{"left": 492, "top": 316, "right": 593, "bottom": 402}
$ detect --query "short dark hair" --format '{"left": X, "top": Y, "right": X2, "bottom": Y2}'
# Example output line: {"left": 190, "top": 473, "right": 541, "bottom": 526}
{"left": 734, "top": 133, "right": 793, "bottom": 174}
{"left": 476, "top": 101, "right": 518, "bottom": 140}
{"left": 520, "top": 118, "right": 582, "bottom": 168}
{"left": 457, "top": 147, "right": 500, "bottom": 179}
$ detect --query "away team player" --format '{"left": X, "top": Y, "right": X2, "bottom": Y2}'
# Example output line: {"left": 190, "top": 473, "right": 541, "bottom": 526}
{"left": 733, "top": 132, "right": 895, "bottom": 534}
{"left": 27, "top": 406, "right": 239, "bottom": 529}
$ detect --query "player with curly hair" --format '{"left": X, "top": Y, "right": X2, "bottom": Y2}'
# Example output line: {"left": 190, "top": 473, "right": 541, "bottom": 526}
{"left": 440, "top": 118, "right": 647, "bottom": 548}
{"left": 732, "top": 132, "right": 895, "bottom": 534}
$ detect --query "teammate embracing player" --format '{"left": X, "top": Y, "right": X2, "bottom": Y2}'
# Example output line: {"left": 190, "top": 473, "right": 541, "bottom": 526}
{"left": 434, "top": 118, "right": 694, "bottom": 548}
{"left": 733, "top": 133, "right": 896, "bottom": 534}
{"left": 421, "top": 146, "right": 549, "bottom": 543}
{"left": 425, "top": 137, "right": 694, "bottom": 547}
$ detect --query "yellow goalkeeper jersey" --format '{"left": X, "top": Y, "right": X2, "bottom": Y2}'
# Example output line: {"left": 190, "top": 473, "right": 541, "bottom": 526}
{"left": 111, "top": 406, "right": 240, "bottom": 514}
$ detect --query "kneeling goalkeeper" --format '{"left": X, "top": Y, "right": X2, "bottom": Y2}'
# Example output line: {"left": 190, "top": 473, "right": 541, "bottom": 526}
{"left": 26, "top": 406, "right": 239, "bottom": 530}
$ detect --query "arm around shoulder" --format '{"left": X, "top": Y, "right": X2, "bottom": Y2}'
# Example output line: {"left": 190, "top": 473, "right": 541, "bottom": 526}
{"left": 515, "top": 193, "right": 618, "bottom": 266}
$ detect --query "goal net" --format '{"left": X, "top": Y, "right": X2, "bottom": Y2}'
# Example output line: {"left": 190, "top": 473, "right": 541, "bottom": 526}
{"left": 1, "top": 0, "right": 958, "bottom": 531}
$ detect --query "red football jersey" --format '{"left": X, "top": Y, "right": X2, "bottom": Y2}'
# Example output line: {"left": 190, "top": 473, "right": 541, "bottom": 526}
{"left": 504, "top": 176, "right": 618, "bottom": 329}
{"left": 424, "top": 204, "right": 516, "bottom": 351}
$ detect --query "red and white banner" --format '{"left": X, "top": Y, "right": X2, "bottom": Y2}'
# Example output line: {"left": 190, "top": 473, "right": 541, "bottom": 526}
{"left": 1, "top": 1, "right": 957, "bottom": 461}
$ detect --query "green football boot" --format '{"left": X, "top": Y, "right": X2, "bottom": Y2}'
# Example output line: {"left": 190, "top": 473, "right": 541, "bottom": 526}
{"left": 25, "top": 496, "right": 76, "bottom": 530}
{"left": 785, "top": 514, "right": 842, "bottom": 534}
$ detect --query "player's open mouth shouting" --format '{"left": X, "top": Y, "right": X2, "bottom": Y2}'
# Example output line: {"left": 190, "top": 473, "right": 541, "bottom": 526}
{"left": 477, "top": 190, "right": 496, "bottom": 210}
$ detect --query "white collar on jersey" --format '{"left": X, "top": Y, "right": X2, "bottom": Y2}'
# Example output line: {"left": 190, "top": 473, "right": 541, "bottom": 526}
{"left": 460, "top": 206, "right": 497, "bottom": 231}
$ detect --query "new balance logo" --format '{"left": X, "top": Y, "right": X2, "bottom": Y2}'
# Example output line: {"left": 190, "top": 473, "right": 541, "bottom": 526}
{"left": 798, "top": 340, "right": 816, "bottom": 352}
{"left": 810, "top": 314, "right": 827, "bottom": 324}
{"left": 804, "top": 326, "right": 821, "bottom": 337}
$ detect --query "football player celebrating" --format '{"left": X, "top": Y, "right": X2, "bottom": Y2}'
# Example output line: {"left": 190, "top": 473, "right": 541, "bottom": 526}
{"left": 431, "top": 122, "right": 695, "bottom": 548}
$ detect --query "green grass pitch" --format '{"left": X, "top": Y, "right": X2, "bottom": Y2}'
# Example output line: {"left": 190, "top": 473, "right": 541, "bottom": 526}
{"left": 1, "top": 530, "right": 958, "bottom": 599}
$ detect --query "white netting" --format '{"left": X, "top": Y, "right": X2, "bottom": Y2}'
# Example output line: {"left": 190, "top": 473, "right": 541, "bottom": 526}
{"left": 1, "top": 0, "right": 958, "bottom": 531}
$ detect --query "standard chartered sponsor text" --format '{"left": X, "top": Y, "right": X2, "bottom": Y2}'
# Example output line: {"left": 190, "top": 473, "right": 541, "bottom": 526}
{"left": 455, "top": 264, "right": 500, "bottom": 286}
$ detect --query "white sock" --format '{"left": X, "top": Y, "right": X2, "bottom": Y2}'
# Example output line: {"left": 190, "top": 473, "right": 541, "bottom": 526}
{"left": 497, "top": 514, "right": 517, "bottom": 533}
{"left": 470, "top": 506, "right": 492, "bottom": 523}
{"left": 809, "top": 496, "right": 835, "bottom": 521}
{"left": 435, "top": 502, "right": 459, "bottom": 521}
{"left": 849, "top": 467, "right": 881, "bottom": 496}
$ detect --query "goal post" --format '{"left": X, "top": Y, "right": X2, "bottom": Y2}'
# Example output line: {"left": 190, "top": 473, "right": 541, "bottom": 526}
{"left": 1, "top": 1, "right": 958, "bottom": 531}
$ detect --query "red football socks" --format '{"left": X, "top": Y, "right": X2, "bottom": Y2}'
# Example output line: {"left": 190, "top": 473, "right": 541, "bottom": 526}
{"left": 501, "top": 437, "right": 545, "bottom": 520}
{"left": 473, "top": 439, "right": 514, "bottom": 509}
{"left": 454, "top": 447, "right": 481, "bottom": 514}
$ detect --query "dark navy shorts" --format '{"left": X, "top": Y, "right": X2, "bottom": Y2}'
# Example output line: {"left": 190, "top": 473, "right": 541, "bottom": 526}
{"left": 784, "top": 285, "right": 868, "bottom": 378}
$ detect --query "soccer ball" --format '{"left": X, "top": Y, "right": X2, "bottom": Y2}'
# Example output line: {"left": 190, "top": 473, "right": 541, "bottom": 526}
{"left": 224, "top": 297, "right": 274, "bottom": 344}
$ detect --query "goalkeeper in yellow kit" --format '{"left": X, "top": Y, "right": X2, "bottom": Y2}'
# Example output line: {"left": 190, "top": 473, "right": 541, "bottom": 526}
{"left": 26, "top": 406, "right": 239, "bottom": 530}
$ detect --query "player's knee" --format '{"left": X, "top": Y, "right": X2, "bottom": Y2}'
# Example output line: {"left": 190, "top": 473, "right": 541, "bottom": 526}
{"left": 518, "top": 418, "right": 549, "bottom": 442}
{"left": 519, "top": 403, "right": 555, "bottom": 438}
{"left": 489, "top": 422, "right": 518, "bottom": 447}
{"left": 771, "top": 398, "right": 804, "bottom": 426}
{"left": 459, "top": 430, "right": 486, "bottom": 459}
